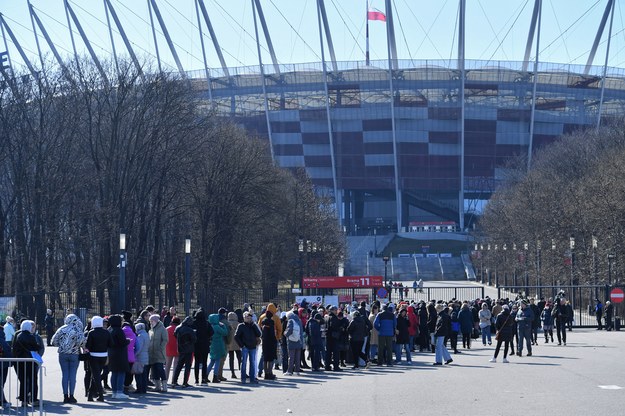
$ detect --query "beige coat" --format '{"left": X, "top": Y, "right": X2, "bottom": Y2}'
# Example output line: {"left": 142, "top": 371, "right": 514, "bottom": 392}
{"left": 227, "top": 312, "right": 241, "bottom": 352}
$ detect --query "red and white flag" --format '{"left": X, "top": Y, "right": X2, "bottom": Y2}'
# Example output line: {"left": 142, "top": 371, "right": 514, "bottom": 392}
{"left": 367, "top": 8, "right": 386, "bottom": 22}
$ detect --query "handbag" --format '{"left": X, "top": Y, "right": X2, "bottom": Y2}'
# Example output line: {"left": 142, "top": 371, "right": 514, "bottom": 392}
{"left": 79, "top": 352, "right": 90, "bottom": 361}
{"left": 471, "top": 328, "right": 480, "bottom": 339}
{"left": 131, "top": 361, "right": 144, "bottom": 375}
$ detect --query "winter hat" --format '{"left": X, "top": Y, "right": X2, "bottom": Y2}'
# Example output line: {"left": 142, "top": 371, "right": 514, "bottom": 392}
{"left": 135, "top": 322, "right": 146, "bottom": 332}
{"left": 20, "top": 320, "right": 32, "bottom": 332}
{"left": 91, "top": 316, "right": 104, "bottom": 328}
{"left": 121, "top": 310, "right": 132, "bottom": 322}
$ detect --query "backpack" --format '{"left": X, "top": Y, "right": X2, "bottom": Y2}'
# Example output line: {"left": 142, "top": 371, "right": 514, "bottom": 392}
{"left": 288, "top": 321, "right": 301, "bottom": 342}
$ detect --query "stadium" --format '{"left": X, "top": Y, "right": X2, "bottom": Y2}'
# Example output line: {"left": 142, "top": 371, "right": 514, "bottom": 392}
{"left": 2, "top": 0, "right": 624, "bottom": 236}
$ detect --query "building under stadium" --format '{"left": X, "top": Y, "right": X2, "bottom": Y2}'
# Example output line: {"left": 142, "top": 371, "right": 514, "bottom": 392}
{"left": 2, "top": 0, "right": 624, "bottom": 237}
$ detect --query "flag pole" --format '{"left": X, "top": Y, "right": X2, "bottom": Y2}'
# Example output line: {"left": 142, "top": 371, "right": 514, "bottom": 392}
{"left": 366, "top": 0, "right": 370, "bottom": 66}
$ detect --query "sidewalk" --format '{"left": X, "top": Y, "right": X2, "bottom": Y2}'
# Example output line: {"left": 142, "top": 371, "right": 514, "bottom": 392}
{"left": 27, "top": 328, "right": 625, "bottom": 416}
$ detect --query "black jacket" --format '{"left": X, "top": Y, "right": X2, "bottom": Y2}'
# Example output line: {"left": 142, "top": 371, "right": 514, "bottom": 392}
{"left": 86, "top": 327, "right": 113, "bottom": 354}
{"left": 107, "top": 315, "right": 130, "bottom": 373}
{"left": 12, "top": 330, "right": 40, "bottom": 359}
{"left": 347, "top": 315, "right": 367, "bottom": 342}
{"left": 396, "top": 314, "right": 410, "bottom": 344}
{"left": 234, "top": 322, "right": 261, "bottom": 350}
{"left": 175, "top": 316, "right": 197, "bottom": 354}
{"left": 427, "top": 304, "right": 438, "bottom": 332}
{"left": 192, "top": 310, "right": 211, "bottom": 353}
{"left": 495, "top": 309, "right": 515, "bottom": 341}
{"left": 434, "top": 309, "right": 451, "bottom": 338}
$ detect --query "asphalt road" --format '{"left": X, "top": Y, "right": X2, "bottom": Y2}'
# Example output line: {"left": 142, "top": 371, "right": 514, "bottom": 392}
{"left": 11, "top": 325, "right": 624, "bottom": 416}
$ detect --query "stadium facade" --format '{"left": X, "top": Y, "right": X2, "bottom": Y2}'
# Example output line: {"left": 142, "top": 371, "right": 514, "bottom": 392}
{"left": 193, "top": 57, "right": 625, "bottom": 236}
{"left": 2, "top": 0, "right": 624, "bottom": 235}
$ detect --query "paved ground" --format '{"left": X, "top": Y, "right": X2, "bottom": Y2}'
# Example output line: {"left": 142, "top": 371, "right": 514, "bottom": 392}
{"left": 7, "top": 325, "right": 623, "bottom": 416}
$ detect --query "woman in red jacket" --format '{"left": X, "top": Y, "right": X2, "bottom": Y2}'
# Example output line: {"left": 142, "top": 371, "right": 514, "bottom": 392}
{"left": 407, "top": 306, "right": 419, "bottom": 352}
{"left": 165, "top": 317, "right": 180, "bottom": 384}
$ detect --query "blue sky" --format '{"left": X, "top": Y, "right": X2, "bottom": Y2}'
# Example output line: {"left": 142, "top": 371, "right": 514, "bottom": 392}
{"left": 1, "top": 0, "right": 623, "bottom": 74}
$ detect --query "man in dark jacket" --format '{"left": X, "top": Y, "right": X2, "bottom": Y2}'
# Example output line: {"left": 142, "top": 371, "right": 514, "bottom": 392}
{"left": 234, "top": 312, "right": 261, "bottom": 383}
{"left": 433, "top": 304, "right": 453, "bottom": 365}
{"left": 172, "top": 316, "right": 197, "bottom": 387}
{"left": 347, "top": 311, "right": 370, "bottom": 369}
{"left": 595, "top": 299, "right": 603, "bottom": 330}
{"left": 306, "top": 314, "right": 323, "bottom": 371}
{"left": 373, "top": 304, "right": 396, "bottom": 366}
{"left": 44, "top": 309, "right": 55, "bottom": 346}
{"left": 325, "top": 307, "right": 342, "bottom": 371}
{"left": 192, "top": 308, "right": 211, "bottom": 384}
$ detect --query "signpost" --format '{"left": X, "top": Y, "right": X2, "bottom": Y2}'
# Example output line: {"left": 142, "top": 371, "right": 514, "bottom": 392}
{"left": 302, "top": 275, "right": 383, "bottom": 289}
{"left": 610, "top": 288, "right": 624, "bottom": 303}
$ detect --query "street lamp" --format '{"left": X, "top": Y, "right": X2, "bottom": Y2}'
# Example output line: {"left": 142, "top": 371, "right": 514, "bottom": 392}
{"left": 298, "top": 237, "right": 304, "bottom": 290}
{"left": 524, "top": 242, "right": 529, "bottom": 296}
{"left": 119, "top": 232, "right": 126, "bottom": 312}
{"left": 551, "top": 240, "right": 557, "bottom": 287}
{"left": 185, "top": 236, "right": 191, "bottom": 317}
{"left": 569, "top": 235, "right": 575, "bottom": 287}
{"left": 383, "top": 256, "right": 390, "bottom": 301}
{"left": 536, "top": 240, "right": 542, "bottom": 296}
{"left": 608, "top": 253, "right": 616, "bottom": 286}
{"left": 592, "top": 235, "right": 598, "bottom": 297}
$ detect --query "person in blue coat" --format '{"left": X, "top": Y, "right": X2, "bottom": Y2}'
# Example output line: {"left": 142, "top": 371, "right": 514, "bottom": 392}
{"left": 458, "top": 303, "right": 474, "bottom": 350}
{"left": 374, "top": 304, "right": 397, "bottom": 366}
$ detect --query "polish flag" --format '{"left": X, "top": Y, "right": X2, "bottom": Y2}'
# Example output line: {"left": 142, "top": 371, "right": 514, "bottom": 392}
{"left": 367, "top": 8, "right": 386, "bottom": 22}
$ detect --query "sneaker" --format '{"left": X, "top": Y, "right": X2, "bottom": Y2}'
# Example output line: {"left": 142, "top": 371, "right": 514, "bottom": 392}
{"left": 250, "top": 379, "right": 260, "bottom": 384}
{"left": 502, "top": 358, "right": 509, "bottom": 363}
{"left": 296, "top": 372, "right": 301, "bottom": 376}
{"left": 445, "top": 359, "right": 454, "bottom": 365}
{"left": 365, "top": 362, "right": 371, "bottom": 369}
{"left": 284, "top": 372, "right": 293, "bottom": 376}
{"left": 432, "top": 362, "right": 443, "bottom": 366}
{"left": 115, "top": 393, "right": 129, "bottom": 399}
{"left": 489, "top": 358, "right": 496, "bottom": 363}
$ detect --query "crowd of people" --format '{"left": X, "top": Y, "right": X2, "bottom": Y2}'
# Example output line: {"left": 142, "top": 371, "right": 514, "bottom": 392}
{"left": 0, "top": 290, "right": 597, "bottom": 406}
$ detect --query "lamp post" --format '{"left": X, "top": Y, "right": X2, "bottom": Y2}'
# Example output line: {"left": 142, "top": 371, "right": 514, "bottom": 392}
{"left": 185, "top": 236, "right": 191, "bottom": 317}
{"left": 608, "top": 253, "right": 616, "bottom": 286}
{"left": 524, "top": 241, "right": 529, "bottom": 296}
{"left": 383, "top": 255, "right": 390, "bottom": 301}
{"left": 374, "top": 228, "right": 377, "bottom": 256}
{"left": 569, "top": 235, "right": 575, "bottom": 288}
{"left": 551, "top": 239, "right": 557, "bottom": 287}
{"left": 119, "top": 232, "right": 126, "bottom": 312}
{"left": 592, "top": 235, "right": 598, "bottom": 298}
{"left": 298, "top": 238, "right": 304, "bottom": 291}
{"left": 536, "top": 240, "right": 542, "bottom": 297}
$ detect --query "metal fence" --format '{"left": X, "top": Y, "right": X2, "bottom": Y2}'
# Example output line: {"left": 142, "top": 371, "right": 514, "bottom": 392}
{"left": 495, "top": 285, "right": 617, "bottom": 328}
{"left": 16, "top": 285, "right": 485, "bottom": 329}
{"left": 0, "top": 358, "right": 44, "bottom": 415}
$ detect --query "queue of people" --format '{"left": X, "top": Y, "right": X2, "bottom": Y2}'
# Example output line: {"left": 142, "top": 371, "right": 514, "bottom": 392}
{"left": 0, "top": 291, "right": 589, "bottom": 406}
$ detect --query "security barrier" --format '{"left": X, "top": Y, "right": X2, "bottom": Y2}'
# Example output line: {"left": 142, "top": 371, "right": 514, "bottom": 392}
{"left": 0, "top": 358, "right": 43, "bottom": 415}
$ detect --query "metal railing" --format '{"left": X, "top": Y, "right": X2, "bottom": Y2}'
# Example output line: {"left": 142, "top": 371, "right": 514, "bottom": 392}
{"left": 496, "top": 285, "right": 612, "bottom": 328}
{"left": 0, "top": 358, "right": 44, "bottom": 415}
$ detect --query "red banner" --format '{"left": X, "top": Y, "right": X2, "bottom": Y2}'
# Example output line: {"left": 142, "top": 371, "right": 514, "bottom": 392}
{"left": 302, "top": 276, "right": 383, "bottom": 289}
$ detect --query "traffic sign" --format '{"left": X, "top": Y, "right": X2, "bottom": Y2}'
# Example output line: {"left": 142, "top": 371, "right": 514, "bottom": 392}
{"left": 610, "top": 288, "right": 624, "bottom": 303}
{"left": 377, "top": 287, "right": 388, "bottom": 298}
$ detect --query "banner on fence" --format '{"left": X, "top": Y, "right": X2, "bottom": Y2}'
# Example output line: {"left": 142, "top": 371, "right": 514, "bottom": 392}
{"left": 0, "top": 297, "right": 16, "bottom": 323}
{"left": 354, "top": 294, "right": 369, "bottom": 304}
{"left": 295, "top": 296, "right": 323, "bottom": 306}
{"left": 302, "top": 276, "right": 383, "bottom": 289}
{"left": 338, "top": 295, "right": 352, "bottom": 304}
